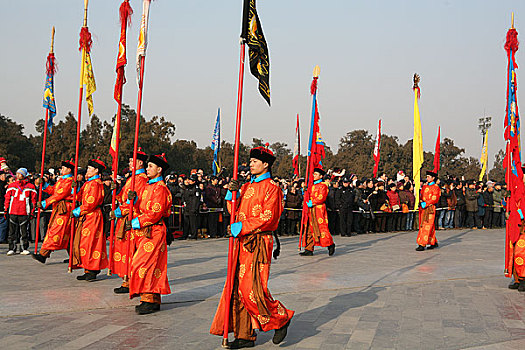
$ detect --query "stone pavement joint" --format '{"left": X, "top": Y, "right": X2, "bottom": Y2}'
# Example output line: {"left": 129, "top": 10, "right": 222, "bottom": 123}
{"left": 0, "top": 229, "right": 525, "bottom": 349}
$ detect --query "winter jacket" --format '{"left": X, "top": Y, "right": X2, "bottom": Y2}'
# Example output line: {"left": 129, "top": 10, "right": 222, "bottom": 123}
{"left": 492, "top": 189, "right": 504, "bottom": 213}
{"left": 5, "top": 180, "right": 37, "bottom": 216}
{"left": 482, "top": 190, "right": 494, "bottom": 212}
{"left": 465, "top": 188, "right": 479, "bottom": 212}
{"left": 285, "top": 190, "right": 302, "bottom": 220}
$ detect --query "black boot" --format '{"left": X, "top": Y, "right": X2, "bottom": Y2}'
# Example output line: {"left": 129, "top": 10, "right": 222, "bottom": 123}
{"left": 427, "top": 242, "right": 439, "bottom": 250}
{"left": 227, "top": 339, "right": 255, "bottom": 349}
{"left": 508, "top": 282, "right": 520, "bottom": 289}
{"left": 273, "top": 320, "right": 290, "bottom": 344}
{"left": 114, "top": 286, "right": 130, "bottom": 294}
{"left": 76, "top": 273, "right": 89, "bottom": 280}
{"left": 328, "top": 244, "right": 336, "bottom": 256}
{"left": 299, "top": 250, "right": 313, "bottom": 256}
{"left": 518, "top": 279, "right": 525, "bottom": 292}
{"left": 135, "top": 301, "right": 160, "bottom": 315}
{"left": 31, "top": 253, "right": 47, "bottom": 264}
{"left": 85, "top": 270, "right": 99, "bottom": 282}
{"left": 415, "top": 245, "right": 425, "bottom": 251}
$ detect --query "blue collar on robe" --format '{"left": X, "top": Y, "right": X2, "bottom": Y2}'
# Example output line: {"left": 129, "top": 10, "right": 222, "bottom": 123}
{"left": 148, "top": 176, "right": 163, "bottom": 185}
{"left": 314, "top": 179, "right": 322, "bottom": 185}
{"left": 428, "top": 181, "right": 435, "bottom": 186}
{"left": 87, "top": 175, "right": 100, "bottom": 182}
{"left": 250, "top": 172, "right": 271, "bottom": 183}
{"left": 62, "top": 174, "right": 73, "bottom": 179}
{"left": 135, "top": 168, "right": 146, "bottom": 175}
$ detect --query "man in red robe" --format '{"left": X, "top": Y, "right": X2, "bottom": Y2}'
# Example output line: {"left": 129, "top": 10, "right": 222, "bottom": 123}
{"left": 71, "top": 159, "right": 108, "bottom": 281}
{"left": 32, "top": 160, "right": 75, "bottom": 263}
{"left": 110, "top": 150, "right": 149, "bottom": 294}
{"left": 129, "top": 153, "right": 172, "bottom": 314}
{"left": 507, "top": 167, "right": 525, "bottom": 292}
{"left": 416, "top": 170, "right": 441, "bottom": 251}
{"left": 300, "top": 167, "right": 335, "bottom": 256}
{"left": 210, "top": 146, "right": 294, "bottom": 349}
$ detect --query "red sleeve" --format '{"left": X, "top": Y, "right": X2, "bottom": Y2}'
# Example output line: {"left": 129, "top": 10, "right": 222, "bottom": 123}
{"left": 136, "top": 184, "right": 172, "bottom": 227}
{"left": 239, "top": 184, "right": 283, "bottom": 236}
{"left": 45, "top": 179, "right": 72, "bottom": 207}
{"left": 79, "top": 182, "right": 103, "bottom": 216}
{"left": 311, "top": 184, "right": 328, "bottom": 206}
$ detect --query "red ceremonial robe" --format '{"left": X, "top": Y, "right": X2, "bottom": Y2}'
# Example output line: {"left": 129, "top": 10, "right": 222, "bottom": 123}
{"left": 40, "top": 175, "right": 74, "bottom": 253}
{"left": 417, "top": 182, "right": 441, "bottom": 246}
{"left": 112, "top": 170, "right": 149, "bottom": 278}
{"left": 302, "top": 180, "right": 334, "bottom": 249}
{"left": 129, "top": 176, "right": 172, "bottom": 302}
{"left": 210, "top": 173, "right": 294, "bottom": 341}
{"left": 71, "top": 175, "right": 108, "bottom": 271}
{"left": 506, "top": 193, "right": 525, "bottom": 279}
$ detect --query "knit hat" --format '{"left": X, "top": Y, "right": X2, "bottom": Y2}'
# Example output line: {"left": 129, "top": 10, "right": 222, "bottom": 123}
{"left": 250, "top": 143, "right": 276, "bottom": 166}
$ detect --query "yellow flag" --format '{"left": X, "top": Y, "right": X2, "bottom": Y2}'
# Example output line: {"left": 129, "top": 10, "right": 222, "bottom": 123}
{"left": 479, "top": 132, "right": 488, "bottom": 181}
{"left": 80, "top": 48, "right": 96, "bottom": 116}
{"left": 413, "top": 89, "right": 424, "bottom": 208}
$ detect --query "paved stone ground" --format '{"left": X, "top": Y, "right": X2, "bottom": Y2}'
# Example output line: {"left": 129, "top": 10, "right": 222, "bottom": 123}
{"left": 1, "top": 228, "right": 525, "bottom": 349}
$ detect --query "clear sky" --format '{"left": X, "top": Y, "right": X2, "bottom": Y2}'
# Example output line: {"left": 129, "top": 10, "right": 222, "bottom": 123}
{"left": 1, "top": 0, "right": 524, "bottom": 166}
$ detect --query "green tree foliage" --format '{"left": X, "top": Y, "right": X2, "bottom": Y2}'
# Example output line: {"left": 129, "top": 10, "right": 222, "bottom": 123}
{"left": 1, "top": 109, "right": 498, "bottom": 181}
{"left": 0, "top": 114, "right": 37, "bottom": 171}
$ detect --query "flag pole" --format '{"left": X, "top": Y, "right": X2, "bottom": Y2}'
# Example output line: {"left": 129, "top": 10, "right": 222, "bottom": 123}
{"left": 222, "top": 40, "right": 246, "bottom": 347}
{"left": 299, "top": 65, "right": 320, "bottom": 251}
{"left": 109, "top": 0, "right": 132, "bottom": 276}
{"left": 34, "top": 27, "right": 55, "bottom": 255}
{"left": 126, "top": 55, "right": 145, "bottom": 278}
{"left": 69, "top": 0, "right": 89, "bottom": 273}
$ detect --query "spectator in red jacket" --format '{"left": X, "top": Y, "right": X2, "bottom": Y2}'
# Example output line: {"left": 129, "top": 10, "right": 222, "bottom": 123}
{"left": 4, "top": 168, "right": 37, "bottom": 255}
{"left": 386, "top": 183, "right": 401, "bottom": 231}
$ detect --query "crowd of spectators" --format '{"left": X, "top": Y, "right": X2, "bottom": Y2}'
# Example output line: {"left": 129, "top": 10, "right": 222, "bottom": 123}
{"left": 0, "top": 161, "right": 509, "bottom": 252}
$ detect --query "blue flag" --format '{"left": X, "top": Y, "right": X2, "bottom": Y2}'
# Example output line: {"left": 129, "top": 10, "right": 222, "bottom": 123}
{"left": 43, "top": 72, "right": 57, "bottom": 132}
{"left": 211, "top": 108, "right": 221, "bottom": 175}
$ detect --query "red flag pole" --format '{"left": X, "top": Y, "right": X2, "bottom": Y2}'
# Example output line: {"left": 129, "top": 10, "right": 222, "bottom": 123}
{"left": 69, "top": 0, "right": 89, "bottom": 273}
{"left": 35, "top": 27, "right": 56, "bottom": 254}
{"left": 222, "top": 41, "right": 246, "bottom": 347}
{"left": 109, "top": 88, "right": 123, "bottom": 276}
{"left": 109, "top": 0, "right": 132, "bottom": 276}
{"left": 34, "top": 110, "right": 49, "bottom": 254}
{"left": 126, "top": 54, "right": 145, "bottom": 279}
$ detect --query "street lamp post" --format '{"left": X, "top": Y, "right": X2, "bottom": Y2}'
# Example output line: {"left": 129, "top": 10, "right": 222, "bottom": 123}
{"left": 478, "top": 116, "right": 492, "bottom": 181}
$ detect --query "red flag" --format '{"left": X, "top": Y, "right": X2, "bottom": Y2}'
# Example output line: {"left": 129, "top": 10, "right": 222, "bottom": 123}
{"left": 373, "top": 119, "right": 381, "bottom": 178}
{"left": 433, "top": 126, "right": 440, "bottom": 173}
{"left": 292, "top": 114, "right": 300, "bottom": 177}
{"left": 310, "top": 103, "right": 325, "bottom": 170}
{"left": 111, "top": 0, "right": 133, "bottom": 161}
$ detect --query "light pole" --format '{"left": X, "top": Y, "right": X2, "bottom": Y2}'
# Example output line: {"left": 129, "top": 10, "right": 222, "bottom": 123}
{"left": 478, "top": 116, "right": 492, "bottom": 181}
{"left": 478, "top": 116, "right": 492, "bottom": 142}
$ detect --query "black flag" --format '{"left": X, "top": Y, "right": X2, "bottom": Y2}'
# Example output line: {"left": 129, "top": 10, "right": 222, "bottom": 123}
{"left": 241, "top": 0, "right": 270, "bottom": 106}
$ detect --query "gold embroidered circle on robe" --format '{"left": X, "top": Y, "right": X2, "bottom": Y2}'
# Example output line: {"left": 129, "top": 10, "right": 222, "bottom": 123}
{"left": 516, "top": 257, "right": 524, "bottom": 266}
{"left": 86, "top": 195, "right": 95, "bottom": 204}
{"left": 144, "top": 242, "right": 155, "bottom": 253}
{"left": 114, "top": 252, "right": 122, "bottom": 262}
{"left": 154, "top": 268, "right": 162, "bottom": 278}
{"left": 138, "top": 267, "right": 147, "bottom": 278}
{"left": 80, "top": 248, "right": 86, "bottom": 256}
{"left": 92, "top": 251, "right": 101, "bottom": 259}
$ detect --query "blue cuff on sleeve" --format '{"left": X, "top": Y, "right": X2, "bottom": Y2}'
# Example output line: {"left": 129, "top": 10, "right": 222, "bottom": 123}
{"left": 518, "top": 209, "right": 524, "bottom": 220}
{"left": 131, "top": 217, "right": 141, "bottom": 230}
{"left": 231, "top": 222, "right": 242, "bottom": 237}
{"left": 72, "top": 207, "right": 81, "bottom": 218}
{"left": 42, "top": 182, "right": 49, "bottom": 190}
{"left": 41, "top": 200, "right": 46, "bottom": 209}
{"left": 307, "top": 200, "right": 313, "bottom": 208}
{"left": 114, "top": 207, "right": 123, "bottom": 218}
{"left": 421, "top": 202, "right": 426, "bottom": 208}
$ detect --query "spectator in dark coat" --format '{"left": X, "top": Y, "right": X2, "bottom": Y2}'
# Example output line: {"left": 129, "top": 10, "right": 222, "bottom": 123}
{"left": 482, "top": 183, "right": 494, "bottom": 229}
{"left": 205, "top": 177, "right": 222, "bottom": 238}
{"left": 285, "top": 182, "right": 302, "bottom": 235}
{"left": 465, "top": 181, "right": 480, "bottom": 229}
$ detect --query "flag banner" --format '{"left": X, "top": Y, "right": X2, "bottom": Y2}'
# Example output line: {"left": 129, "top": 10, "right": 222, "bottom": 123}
{"left": 82, "top": 51, "right": 96, "bottom": 116}
{"left": 136, "top": 0, "right": 151, "bottom": 87}
{"left": 293, "top": 114, "right": 300, "bottom": 177}
{"left": 412, "top": 74, "right": 424, "bottom": 208}
{"left": 110, "top": 118, "right": 119, "bottom": 159}
{"left": 114, "top": 0, "right": 133, "bottom": 102}
{"left": 503, "top": 24, "right": 525, "bottom": 277}
{"left": 373, "top": 119, "right": 381, "bottom": 178}
{"left": 433, "top": 126, "right": 441, "bottom": 173}
{"left": 311, "top": 103, "right": 325, "bottom": 169}
{"left": 43, "top": 53, "right": 57, "bottom": 132}
{"left": 479, "top": 132, "right": 488, "bottom": 181}
{"left": 211, "top": 108, "right": 221, "bottom": 175}
{"left": 241, "top": 0, "right": 270, "bottom": 105}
